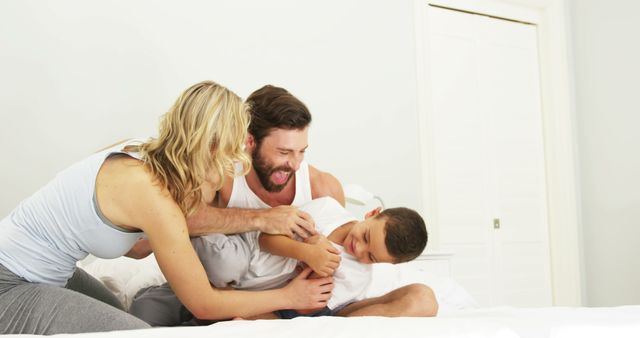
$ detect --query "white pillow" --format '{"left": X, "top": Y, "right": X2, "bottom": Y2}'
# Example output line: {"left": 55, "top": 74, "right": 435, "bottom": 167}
{"left": 365, "top": 263, "right": 478, "bottom": 315}
{"left": 78, "top": 254, "right": 166, "bottom": 309}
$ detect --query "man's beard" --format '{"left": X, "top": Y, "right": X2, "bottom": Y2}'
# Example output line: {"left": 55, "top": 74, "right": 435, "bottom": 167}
{"left": 252, "top": 149, "right": 294, "bottom": 192}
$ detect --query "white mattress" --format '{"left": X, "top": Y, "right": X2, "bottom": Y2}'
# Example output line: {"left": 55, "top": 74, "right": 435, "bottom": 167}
{"left": 54, "top": 255, "right": 637, "bottom": 338}
{"left": 6, "top": 306, "right": 640, "bottom": 338}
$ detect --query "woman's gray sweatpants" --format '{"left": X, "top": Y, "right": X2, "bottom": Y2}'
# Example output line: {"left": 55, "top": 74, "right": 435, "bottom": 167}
{"left": 0, "top": 264, "right": 150, "bottom": 335}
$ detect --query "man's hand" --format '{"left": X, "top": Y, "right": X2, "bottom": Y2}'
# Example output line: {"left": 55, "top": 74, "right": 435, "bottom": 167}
{"left": 302, "top": 235, "right": 341, "bottom": 277}
{"left": 257, "top": 205, "right": 317, "bottom": 239}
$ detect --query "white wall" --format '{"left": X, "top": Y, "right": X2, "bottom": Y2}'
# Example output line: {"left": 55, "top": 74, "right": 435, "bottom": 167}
{"left": 0, "top": 0, "right": 423, "bottom": 218}
{"left": 569, "top": 0, "right": 640, "bottom": 306}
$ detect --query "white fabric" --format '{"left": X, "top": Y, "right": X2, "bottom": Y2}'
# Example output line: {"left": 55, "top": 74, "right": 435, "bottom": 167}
{"left": 0, "top": 139, "right": 145, "bottom": 286}
{"left": 296, "top": 196, "right": 369, "bottom": 309}
{"left": 209, "top": 197, "right": 362, "bottom": 309}
{"left": 224, "top": 162, "right": 371, "bottom": 308}
{"left": 7, "top": 305, "right": 640, "bottom": 338}
{"left": 77, "top": 254, "right": 165, "bottom": 309}
{"left": 80, "top": 251, "right": 479, "bottom": 313}
{"left": 227, "top": 161, "right": 313, "bottom": 208}
{"left": 328, "top": 245, "right": 371, "bottom": 309}
{"left": 219, "top": 230, "right": 298, "bottom": 290}
{"left": 79, "top": 198, "right": 366, "bottom": 310}
{"left": 219, "top": 161, "right": 314, "bottom": 289}
{"left": 365, "top": 262, "right": 478, "bottom": 315}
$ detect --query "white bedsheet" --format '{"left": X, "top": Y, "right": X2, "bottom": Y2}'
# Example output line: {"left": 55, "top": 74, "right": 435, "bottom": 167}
{"left": 68, "top": 255, "right": 639, "bottom": 338}
{"left": 77, "top": 254, "right": 479, "bottom": 313}
{"left": 6, "top": 306, "right": 640, "bottom": 338}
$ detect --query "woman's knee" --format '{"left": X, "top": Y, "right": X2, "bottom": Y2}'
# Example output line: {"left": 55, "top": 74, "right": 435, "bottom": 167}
{"left": 1, "top": 283, "right": 149, "bottom": 334}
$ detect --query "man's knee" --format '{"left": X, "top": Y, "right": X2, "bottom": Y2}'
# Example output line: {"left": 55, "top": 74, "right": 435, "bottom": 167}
{"left": 65, "top": 268, "right": 125, "bottom": 311}
{"left": 401, "top": 283, "right": 438, "bottom": 317}
{"left": 130, "top": 284, "right": 191, "bottom": 326}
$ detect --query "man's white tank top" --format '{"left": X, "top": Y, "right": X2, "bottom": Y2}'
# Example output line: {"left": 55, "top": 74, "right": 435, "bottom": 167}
{"left": 227, "top": 161, "right": 313, "bottom": 209}
{"left": 0, "top": 140, "right": 145, "bottom": 286}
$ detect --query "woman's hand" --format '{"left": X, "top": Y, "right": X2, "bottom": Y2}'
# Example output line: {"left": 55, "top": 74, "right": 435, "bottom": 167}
{"left": 284, "top": 267, "right": 334, "bottom": 310}
{"left": 302, "top": 235, "right": 341, "bottom": 277}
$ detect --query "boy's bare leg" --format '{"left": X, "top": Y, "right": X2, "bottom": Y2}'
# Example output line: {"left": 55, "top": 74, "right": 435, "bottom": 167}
{"left": 241, "top": 312, "right": 280, "bottom": 320}
{"left": 336, "top": 283, "right": 438, "bottom": 317}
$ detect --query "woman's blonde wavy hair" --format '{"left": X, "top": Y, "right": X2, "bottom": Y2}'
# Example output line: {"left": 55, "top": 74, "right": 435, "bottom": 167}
{"left": 126, "top": 81, "right": 251, "bottom": 216}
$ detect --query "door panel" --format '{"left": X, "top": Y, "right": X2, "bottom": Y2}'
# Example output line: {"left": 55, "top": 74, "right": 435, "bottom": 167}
{"left": 426, "top": 6, "right": 551, "bottom": 306}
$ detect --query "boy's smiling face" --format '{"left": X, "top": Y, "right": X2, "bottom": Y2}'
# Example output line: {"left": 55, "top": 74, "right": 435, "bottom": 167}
{"left": 343, "top": 214, "right": 394, "bottom": 264}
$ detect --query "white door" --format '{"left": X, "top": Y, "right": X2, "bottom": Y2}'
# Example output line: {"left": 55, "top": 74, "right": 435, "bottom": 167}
{"left": 425, "top": 6, "right": 552, "bottom": 307}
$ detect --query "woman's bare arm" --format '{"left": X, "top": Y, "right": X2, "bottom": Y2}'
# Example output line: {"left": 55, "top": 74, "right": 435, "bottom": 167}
{"left": 102, "top": 160, "right": 333, "bottom": 319}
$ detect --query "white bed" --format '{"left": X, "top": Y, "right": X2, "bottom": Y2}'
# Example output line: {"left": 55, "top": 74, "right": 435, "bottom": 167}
{"left": 7, "top": 306, "right": 639, "bottom": 338}
{"left": 12, "top": 255, "right": 634, "bottom": 338}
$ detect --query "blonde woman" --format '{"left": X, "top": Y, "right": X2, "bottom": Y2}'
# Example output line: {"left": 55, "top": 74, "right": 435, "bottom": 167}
{"left": 0, "top": 81, "right": 333, "bottom": 335}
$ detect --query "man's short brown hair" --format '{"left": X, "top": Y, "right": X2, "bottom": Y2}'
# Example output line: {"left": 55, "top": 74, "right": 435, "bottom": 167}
{"left": 246, "top": 85, "right": 312, "bottom": 145}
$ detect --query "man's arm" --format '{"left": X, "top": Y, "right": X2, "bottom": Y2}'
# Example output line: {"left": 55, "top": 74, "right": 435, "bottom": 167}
{"left": 186, "top": 205, "right": 259, "bottom": 236}
{"left": 259, "top": 234, "right": 341, "bottom": 277}
{"left": 309, "top": 166, "right": 346, "bottom": 206}
{"left": 186, "top": 177, "right": 316, "bottom": 238}
{"left": 186, "top": 204, "right": 316, "bottom": 238}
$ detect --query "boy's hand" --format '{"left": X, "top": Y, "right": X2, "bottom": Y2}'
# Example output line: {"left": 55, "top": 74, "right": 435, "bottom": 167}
{"left": 302, "top": 235, "right": 341, "bottom": 277}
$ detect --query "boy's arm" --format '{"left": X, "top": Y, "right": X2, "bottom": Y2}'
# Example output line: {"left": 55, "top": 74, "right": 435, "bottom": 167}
{"left": 259, "top": 234, "right": 341, "bottom": 277}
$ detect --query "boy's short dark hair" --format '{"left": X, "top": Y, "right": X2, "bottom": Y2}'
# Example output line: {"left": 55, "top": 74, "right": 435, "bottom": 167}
{"left": 378, "top": 207, "right": 428, "bottom": 263}
{"left": 246, "top": 85, "right": 312, "bottom": 146}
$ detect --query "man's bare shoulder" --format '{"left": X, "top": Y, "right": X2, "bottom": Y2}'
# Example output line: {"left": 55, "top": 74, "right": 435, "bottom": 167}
{"left": 309, "top": 165, "right": 345, "bottom": 206}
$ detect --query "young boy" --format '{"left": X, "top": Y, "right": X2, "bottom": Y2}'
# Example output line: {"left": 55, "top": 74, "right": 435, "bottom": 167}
{"left": 130, "top": 197, "right": 427, "bottom": 325}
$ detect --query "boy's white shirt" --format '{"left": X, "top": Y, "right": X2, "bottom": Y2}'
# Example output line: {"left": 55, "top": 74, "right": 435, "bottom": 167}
{"left": 241, "top": 197, "right": 372, "bottom": 309}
